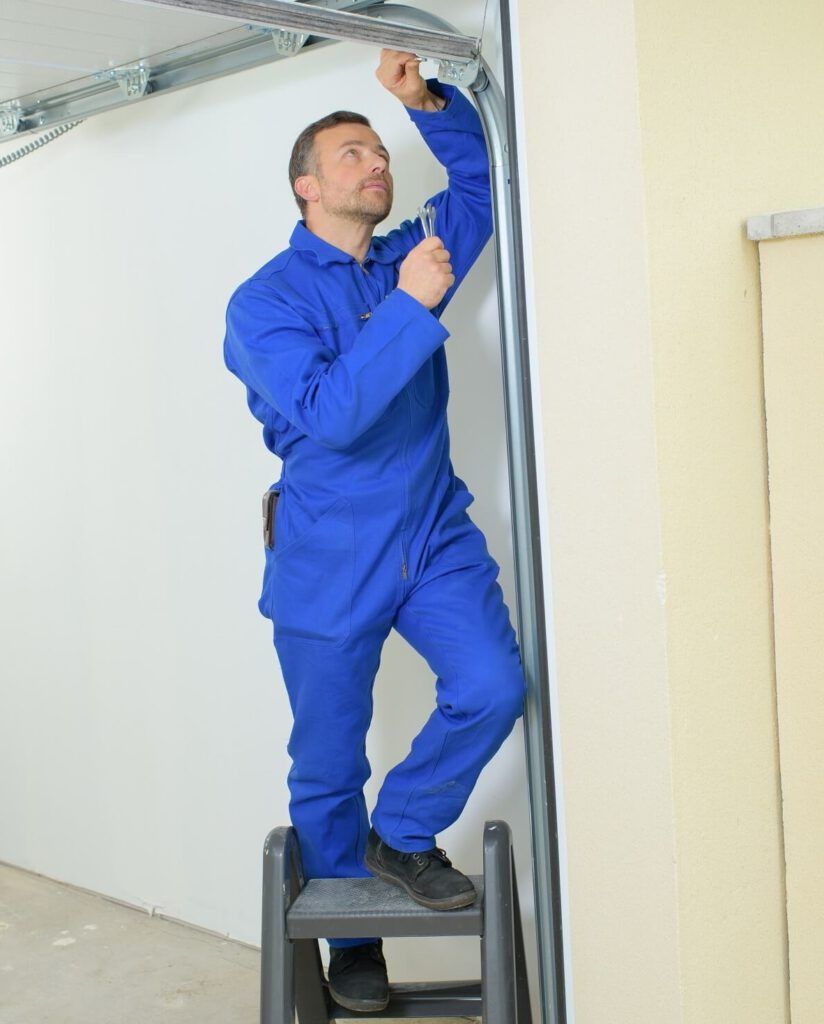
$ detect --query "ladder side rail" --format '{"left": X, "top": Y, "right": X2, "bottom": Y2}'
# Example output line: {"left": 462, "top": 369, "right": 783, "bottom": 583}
{"left": 261, "top": 825, "right": 307, "bottom": 1024}
{"left": 481, "top": 821, "right": 519, "bottom": 1024}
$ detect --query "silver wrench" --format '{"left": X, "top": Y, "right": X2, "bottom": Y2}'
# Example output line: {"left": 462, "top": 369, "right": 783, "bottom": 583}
{"left": 417, "top": 202, "right": 437, "bottom": 238}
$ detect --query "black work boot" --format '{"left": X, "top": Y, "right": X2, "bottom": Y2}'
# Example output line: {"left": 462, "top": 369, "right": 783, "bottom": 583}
{"left": 327, "top": 938, "right": 390, "bottom": 1013}
{"left": 364, "top": 827, "right": 477, "bottom": 910}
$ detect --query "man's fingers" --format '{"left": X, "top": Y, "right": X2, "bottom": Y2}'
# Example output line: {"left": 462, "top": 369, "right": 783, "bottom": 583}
{"left": 376, "top": 48, "right": 419, "bottom": 86}
{"left": 380, "top": 48, "right": 417, "bottom": 60}
{"left": 376, "top": 48, "right": 418, "bottom": 74}
{"left": 414, "top": 238, "right": 451, "bottom": 273}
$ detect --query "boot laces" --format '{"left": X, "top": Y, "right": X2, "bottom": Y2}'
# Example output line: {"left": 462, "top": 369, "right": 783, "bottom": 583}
{"left": 401, "top": 846, "right": 452, "bottom": 873}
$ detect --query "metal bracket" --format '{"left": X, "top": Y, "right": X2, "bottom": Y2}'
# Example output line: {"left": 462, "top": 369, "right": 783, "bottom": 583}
{"left": 271, "top": 28, "right": 307, "bottom": 56}
{"left": 243, "top": 23, "right": 306, "bottom": 55}
{"left": 436, "top": 57, "right": 481, "bottom": 88}
{"left": 0, "top": 103, "right": 22, "bottom": 138}
{"left": 107, "top": 65, "right": 150, "bottom": 100}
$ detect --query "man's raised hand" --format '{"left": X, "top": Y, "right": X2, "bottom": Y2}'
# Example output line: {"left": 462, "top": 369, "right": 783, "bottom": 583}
{"left": 397, "top": 236, "right": 455, "bottom": 310}
{"left": 375, "top": 48, "right": 429, "bottom": 108}
{"left": 375, "top": 48, "right": 445, "bottom": 111}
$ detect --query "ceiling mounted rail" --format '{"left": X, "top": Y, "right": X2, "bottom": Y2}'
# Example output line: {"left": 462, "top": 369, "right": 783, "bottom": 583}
{"left": 144, "top": 0, "right": 480, "bottom": 61}
{"left": 0, "top": 0, "right": 483, "bottom": 147}
{"left": 0, "top": 0, "right": 386, "bottom": 145}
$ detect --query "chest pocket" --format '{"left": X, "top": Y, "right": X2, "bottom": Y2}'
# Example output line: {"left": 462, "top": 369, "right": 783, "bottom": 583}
{"left": 312, "top": 303, "right": 374, "bottom": 356}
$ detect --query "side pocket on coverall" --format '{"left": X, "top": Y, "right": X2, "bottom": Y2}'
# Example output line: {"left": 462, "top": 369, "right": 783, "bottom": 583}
{"left": 257, "top": 488, "right": 281, "bottom": 621}
{"left": 271, "top": 495, "right": 355, "bottom": 646}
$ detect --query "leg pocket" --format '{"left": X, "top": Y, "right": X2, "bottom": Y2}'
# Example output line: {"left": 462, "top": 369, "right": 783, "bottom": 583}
{"left": 271, "top": 496, "right": 354, "bottom": 646}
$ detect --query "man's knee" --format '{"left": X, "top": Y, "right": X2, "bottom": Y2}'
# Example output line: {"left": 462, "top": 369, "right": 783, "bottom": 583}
{"left": 493, "top": 664, "right": 527, "bottom": 723}
{"left": 287, "top": 746, "right": 371, "bottom": 798}
{"left": 450, "top": 657, "right": 527, "bottom": 725}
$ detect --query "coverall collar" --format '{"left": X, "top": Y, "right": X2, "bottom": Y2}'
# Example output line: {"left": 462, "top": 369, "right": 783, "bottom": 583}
{"left": 289, "top": 219, "right": 399, "bottom": 267}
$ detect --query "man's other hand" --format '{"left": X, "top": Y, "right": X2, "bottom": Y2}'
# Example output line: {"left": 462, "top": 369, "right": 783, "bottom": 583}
{"left": 397, "top": 236, "right": 455, "bottom": 310}
{"left": 375, "top": 49, "right": 443, "bottom": 111}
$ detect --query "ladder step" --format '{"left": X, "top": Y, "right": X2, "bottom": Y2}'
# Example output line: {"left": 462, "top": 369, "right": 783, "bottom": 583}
{"left": 287, "top": 875, "right": 485, "bottom": 938}
{"left": 326, "top": 979, "right": 482, "bottom": 1019}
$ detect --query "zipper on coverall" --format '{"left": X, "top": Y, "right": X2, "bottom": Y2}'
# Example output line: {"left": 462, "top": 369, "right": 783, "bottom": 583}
{"left": 357, "top": 262, "right": 408, "bottom": 582}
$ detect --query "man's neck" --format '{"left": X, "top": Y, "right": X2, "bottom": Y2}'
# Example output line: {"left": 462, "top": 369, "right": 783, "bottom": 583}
{"left": 304, "top": 216, "right": 374, "bottom": 264}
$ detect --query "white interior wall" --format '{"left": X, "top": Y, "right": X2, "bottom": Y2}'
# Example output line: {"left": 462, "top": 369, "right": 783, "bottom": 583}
{"left": 0, "top": 0, "right": 540, "bottom": 997}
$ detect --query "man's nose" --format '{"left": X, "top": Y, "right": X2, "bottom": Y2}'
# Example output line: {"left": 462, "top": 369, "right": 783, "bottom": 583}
{"left": 370, "top": 153, "right": 388, "bottom": 174}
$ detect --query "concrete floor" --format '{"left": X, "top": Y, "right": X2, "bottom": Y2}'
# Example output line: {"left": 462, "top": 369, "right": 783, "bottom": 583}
{"left": 0, "top": 861, "right": 476, "bottom": 1023}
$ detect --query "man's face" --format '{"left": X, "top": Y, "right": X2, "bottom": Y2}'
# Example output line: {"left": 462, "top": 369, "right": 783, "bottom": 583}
{"left": 308, "top": 122, "right": 393, "bottom": 226}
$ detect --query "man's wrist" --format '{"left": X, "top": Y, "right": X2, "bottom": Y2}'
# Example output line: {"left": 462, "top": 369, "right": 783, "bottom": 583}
{"left": 405, "top": 89, "right": 446, "bottom": 113}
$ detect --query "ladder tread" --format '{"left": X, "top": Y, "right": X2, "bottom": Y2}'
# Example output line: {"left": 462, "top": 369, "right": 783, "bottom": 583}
{"left": 286, "top": 874, "right": 485, "bottom": 938}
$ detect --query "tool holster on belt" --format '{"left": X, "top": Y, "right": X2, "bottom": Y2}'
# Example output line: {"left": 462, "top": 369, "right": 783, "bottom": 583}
{"left": 262, "top": 487, "right": 280, "bottom": 549}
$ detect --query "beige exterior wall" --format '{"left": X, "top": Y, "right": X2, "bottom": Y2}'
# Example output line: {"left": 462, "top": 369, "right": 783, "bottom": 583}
{"left": 630, "top": 2, "right": 807, "bottom": 1022}
{"left": 515, "top": 2, "right": 682, "bottom": 1021}
{"left": 517, "top": 0, "right": 824, "bottom": 1021}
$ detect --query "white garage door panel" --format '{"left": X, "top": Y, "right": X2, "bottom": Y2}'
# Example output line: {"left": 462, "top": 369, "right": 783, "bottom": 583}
{"left": 0, "top": 0, "right": 239, "bottom": 101}
{"left": 2, "top": 0, "right": 232, "bottom": 38}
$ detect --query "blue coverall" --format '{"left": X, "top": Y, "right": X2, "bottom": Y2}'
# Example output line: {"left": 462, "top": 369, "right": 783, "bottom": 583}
{"left": 223, "top": 78, "right": 527, "bottom": 948}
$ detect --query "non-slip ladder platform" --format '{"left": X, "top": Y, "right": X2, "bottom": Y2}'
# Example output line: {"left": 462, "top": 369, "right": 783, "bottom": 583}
{"left": 288, "top": 875, "right": 485, "bottom": 938}
{"left": 260, "top": 819, "right": 532, "bottom": 1023}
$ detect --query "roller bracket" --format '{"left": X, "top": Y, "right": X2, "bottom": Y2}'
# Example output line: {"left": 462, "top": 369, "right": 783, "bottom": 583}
{"left": 0, "top": 103, "right": 22, "bottom": 137}
{"left": 272, "top": 28, "right": 307, "bottom": 56}
{"left": 106, "top": 65, "right": 150, "bottom": 100}
{"left": 436, "top": 57, "right": 481, "bottom": 88}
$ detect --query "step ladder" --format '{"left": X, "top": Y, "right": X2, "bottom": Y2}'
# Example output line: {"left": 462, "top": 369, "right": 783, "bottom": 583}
{"left": 260, "top": 819, "right": 532, "bottom": 1023}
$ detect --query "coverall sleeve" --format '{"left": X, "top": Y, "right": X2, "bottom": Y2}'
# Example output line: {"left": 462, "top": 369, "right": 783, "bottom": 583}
{"left": 381, "top": 78, "right": 493, "bottom": 318}
{"left": 224, "top": 281, "right": 450, "bottom": 451}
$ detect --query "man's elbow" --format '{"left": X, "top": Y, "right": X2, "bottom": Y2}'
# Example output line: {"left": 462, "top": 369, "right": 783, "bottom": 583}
{"left": 295, "top": 373, "right": 381, "bottom": 450}
{"left": 298, "top": 405, "right": 362, "bottom": 451}
{"left": 312, "top": 425, "right": 356, "bottom": 451}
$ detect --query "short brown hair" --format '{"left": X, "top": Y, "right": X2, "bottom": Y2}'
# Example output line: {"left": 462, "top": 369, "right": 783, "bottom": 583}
{"left": 289, "top": 110, "right": 372, "bottom": 217}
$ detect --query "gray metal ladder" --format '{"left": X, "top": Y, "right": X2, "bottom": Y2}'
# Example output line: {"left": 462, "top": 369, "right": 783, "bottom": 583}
{"left": 260, "top": 819, "right": 532, "bottom": 1023}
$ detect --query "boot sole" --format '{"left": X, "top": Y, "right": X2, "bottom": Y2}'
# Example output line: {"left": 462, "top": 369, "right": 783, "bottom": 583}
{"left": 327, "top": 984, "right": 390, "bottom": 1013}
{"left": 364, "top": 853, "right": 477, "bottom": 911}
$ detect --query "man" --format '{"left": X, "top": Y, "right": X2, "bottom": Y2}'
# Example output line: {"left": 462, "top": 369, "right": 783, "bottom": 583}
{"left": 223, "top": 49, "right": 527, "bottom": 1012}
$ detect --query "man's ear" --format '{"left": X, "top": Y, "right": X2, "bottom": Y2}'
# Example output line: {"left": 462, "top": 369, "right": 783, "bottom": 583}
{"left": 294, "top": 174, "right": 320, "bottom": 205}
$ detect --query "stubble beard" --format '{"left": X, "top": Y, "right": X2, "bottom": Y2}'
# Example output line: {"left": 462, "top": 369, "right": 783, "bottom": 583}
{"left": 322, "top": 180, "right": 393, "bottom": 227}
